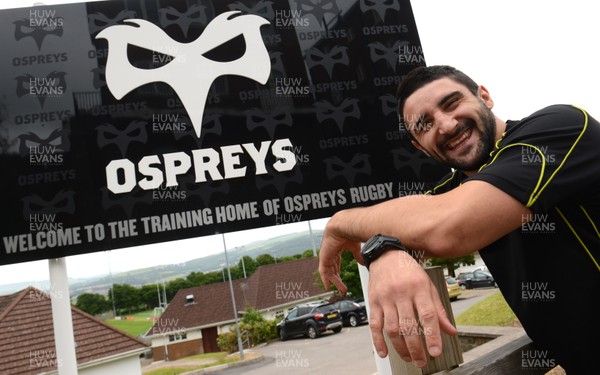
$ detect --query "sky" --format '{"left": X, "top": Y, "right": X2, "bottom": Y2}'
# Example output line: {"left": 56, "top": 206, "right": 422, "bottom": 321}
{"left": 1, "top": 0, "right": 599, "bottom": 287}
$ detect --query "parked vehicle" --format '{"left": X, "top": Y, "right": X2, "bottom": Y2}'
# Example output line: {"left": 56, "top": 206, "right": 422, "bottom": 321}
{"left": 277, "top": 301, "right": 342, "bottom": 340}
{"left": 455, "top": 272, "right": 473, "bottom": 289}
{"left": 333, "top": 300, "right": 368, "bottom": 327}
{"left": 456, "top": 271, "right": 497, "bottom": 289}
{"left": 445, "top": 276, "right": 462, "bottom": 301}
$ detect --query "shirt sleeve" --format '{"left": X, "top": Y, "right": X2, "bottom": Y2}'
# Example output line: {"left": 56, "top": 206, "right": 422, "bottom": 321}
{"left": 466, "top": 105, "right": 600, "bottom": 214}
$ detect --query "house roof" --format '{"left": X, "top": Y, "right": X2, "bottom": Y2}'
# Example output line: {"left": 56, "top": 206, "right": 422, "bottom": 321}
{"left": 0, "top": 286, "right": 148, "bottom": 375}
{"left": 147, "top": 257, "right": 326, "bottom": 335}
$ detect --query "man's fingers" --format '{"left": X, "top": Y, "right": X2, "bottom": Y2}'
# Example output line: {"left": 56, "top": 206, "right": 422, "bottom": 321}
{"left": 397, "top": 303, "right": 428, "bottom": 367}
{"left": 368, "top": 305, "right": 388, "bottom": 358}
{"left": 414, "top": 291, "right": 442, "bottom": 359}
{"left": 383, "top": 303, "right": 414, "bottom": 362}
{"left": 431, "top": 283, "right": 458, "bottom": 336}
{"left": 318, "top": 266, "right": 347, "bottom": 294}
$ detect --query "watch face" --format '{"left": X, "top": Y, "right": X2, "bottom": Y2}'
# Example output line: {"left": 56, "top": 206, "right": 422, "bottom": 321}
{"left": 363, "top": 234, "right": 383, "bottom": 252}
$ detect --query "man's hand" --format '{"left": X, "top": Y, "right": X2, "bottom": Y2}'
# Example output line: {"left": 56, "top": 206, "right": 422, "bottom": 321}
{"left": 368, "top": 250, "right": 457, "bottom": 368}
{"left": 318, "top": 219, "right": 363, "bottom": 295}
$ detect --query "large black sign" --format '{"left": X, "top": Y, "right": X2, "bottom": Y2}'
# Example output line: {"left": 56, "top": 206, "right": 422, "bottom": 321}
{"left": 0, "top": 0, "right": 448, "bottom": 265}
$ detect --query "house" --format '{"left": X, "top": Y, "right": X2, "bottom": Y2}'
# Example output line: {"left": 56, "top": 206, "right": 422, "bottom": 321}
{"left": 0, "top": 286, "right": 148, "bottom": 375}
{"left": 146, "top": 256, "right": 331, "bottom": 361}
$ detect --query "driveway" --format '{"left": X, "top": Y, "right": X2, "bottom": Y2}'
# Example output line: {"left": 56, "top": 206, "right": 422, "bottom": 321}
{"left": 212, "top": 324, "right": 377, "bottom": 375}
{"left": 212, "top": 289, "right": 500, "bottom": 374}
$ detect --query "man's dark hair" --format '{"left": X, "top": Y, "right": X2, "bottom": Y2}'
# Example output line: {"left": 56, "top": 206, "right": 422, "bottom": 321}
{"left": 396, "top": 65, "right": 479, "bottom": 138}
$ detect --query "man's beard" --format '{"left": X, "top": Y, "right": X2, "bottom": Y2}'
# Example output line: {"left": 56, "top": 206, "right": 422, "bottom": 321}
{"left": 435, "top": 104, "right": 496, "bottom": 172}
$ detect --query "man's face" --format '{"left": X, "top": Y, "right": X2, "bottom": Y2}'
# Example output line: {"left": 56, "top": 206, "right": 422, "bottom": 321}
{"left": 403, "top": 77, "right": 498, "bottom": 173}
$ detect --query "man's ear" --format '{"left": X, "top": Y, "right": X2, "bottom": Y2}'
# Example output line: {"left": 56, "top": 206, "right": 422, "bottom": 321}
{"left": 411, "top": 140, "right": 430, "bottom": 157}
{"left": 478, "top": 85, "right": 494, "bottom": 109}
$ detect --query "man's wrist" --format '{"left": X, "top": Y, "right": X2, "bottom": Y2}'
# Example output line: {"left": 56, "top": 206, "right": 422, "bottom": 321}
{"left": 361, "top": 234, "right": 414, "bottom": 270}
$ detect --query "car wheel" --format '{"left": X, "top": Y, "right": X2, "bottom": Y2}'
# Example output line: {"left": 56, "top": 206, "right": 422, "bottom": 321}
{"left": 349, "top": 315, "right": 358, "bottom": 327}
{"left": 279, "top": 328, "right": 287, "bottom": 341}
{"left": 307, "top": 324, "right": 319, "bottom": 339}
{"left": 332, "top": 326, "right": 342, "bottom": 333}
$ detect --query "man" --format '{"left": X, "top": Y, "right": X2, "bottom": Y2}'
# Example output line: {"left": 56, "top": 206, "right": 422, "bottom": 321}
{"left": 319, "top": 65, "right": 599, "bottom": 373}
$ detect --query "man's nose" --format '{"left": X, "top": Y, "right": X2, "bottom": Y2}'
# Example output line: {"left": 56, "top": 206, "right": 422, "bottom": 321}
{"left": 434, "top": 112, "right": 457, "bottom": 135}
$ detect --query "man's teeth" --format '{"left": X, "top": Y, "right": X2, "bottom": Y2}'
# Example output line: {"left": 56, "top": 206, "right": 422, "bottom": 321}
{"left": 447, "top": 129, "right": 471, "bottom": 150}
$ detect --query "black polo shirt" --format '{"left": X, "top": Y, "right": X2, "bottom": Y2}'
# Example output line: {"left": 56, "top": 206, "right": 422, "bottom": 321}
{"left": 431, "top": 105, "right": 600, "bottom": 374}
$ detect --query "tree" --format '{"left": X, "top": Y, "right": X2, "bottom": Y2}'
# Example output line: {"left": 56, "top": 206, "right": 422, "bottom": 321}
{"left": 255, "top": 253, "right": 275, "bottom": 266}
{"left": 302, "top": 249, "right": 316, "bottom": 258}
{"left": 108, "top": 284, "right": 142, "bottom": 314}
{"left": 139, "top": 284, "right": 160, "bottom": 310}
{"left": 429, "top": 254, "right": 476, "bottom": 277}
{"left": 165, "top": 278, "right": 193, "bottom": 301}
{"left": 237, "top": 256, "right": 258, "bottom": 277}
{"left": 75, "top": 293, "right": 111, "bottom": 315}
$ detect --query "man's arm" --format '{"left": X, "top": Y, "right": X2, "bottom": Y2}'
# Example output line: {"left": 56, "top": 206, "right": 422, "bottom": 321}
{"left": 322, "top": 179, "right": 530, "bottom": 261}
{"left": 318, "top": 179, "right": 531, "bottom": 367}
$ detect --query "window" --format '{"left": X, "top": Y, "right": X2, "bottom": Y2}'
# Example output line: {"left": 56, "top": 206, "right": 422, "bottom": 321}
{"left": 185, "top": 294, "right": 195, "bottom": 304}
{"left": 287, "top": 309, "right": 298, "bottom": 319}
{"left": 168, "top": 332, "right": 187, "bottom": 342}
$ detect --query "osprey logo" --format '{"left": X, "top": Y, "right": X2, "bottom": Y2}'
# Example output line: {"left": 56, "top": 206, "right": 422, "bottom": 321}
{"left": 88, "top": 10, "right": 137, "bottom": 35}
{"left": 360, "top": 0, "right": 400, "bottom": 22}
{"left": 97, "top": 121, "right": 148, "bottom": 157}
{"left": 391, "top": 147, "right": 436, "bottom": 178}
{"left": 15, "top": 72, "right": 67, "bottom": 108}
{"left": 18, "top": 128, "right": 68, "bottom": 156}
{"left": 14, "top": 11, "right": 64, "bottom": 51}
{"left": 297, "top": 0, "right": 340, "bottom": 29}
{"left": 97, "top": 11, "right": 271, "bottom": 138}
{"left": 22, "top": 190, "right": 75, "bottom": 220}
{"left": 324, "top": 154, "right": 371, "bottom": 186}
{"left": 246, "top": 106, "right": 292, "bottom": 137}
{"left": 315, "top": 98, "right": 360, "bottom": 132}
{"left": 368, "top": 40, "right": 408, "bottom": 72}
{"left": 159, "top": 4, "right": 208, "bottom": 38}
{"left": 229, "top": 1, "right": 275, "bottom": 21}
{"left": 305, "top": 46, "right": 349, "bottom": 79}
{"left": 379, "top": 94, "right": 397, "bottom": 117}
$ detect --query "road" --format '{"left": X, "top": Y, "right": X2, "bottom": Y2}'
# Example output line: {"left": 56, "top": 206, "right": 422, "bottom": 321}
{"left": 214, "top": 288, "right": 499, "bottom": 375}
{"left": 450, "top": 287, "right": 499, "bottom": 317}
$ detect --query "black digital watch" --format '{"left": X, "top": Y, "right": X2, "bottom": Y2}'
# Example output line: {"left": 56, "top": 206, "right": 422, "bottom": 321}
{"left": 361, "top": 234, "right": 411, "bottom": 270}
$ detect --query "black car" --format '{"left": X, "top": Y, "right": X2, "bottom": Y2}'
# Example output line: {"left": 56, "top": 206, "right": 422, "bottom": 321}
{"left": 333, "top": 300, "right": 368, "bottom": 327}
{"left": 277, "top": 301, "right": 343, "bottom": 340}
{"left": 456, "top": 271, "right": 497, "bottom": 289}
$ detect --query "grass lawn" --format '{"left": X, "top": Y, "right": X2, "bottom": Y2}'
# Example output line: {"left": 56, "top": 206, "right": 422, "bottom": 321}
{"left": 106, "top": 319, "right": 153, "bottom": 336}
{"left": 455, "top": 291, "right": 521, "bottom": 327}
{"left": 143, "top": 352, "right": 240, "bottom": 375}
{"left": 105, "top": 309, "right": 156, "bottom": 336}
{"left": 144, "top": 369, "right": 191, "bottom": 375}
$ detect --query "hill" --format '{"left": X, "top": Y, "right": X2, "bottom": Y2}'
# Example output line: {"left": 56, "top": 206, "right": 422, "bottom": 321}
{"left": 67, "top": 229, "right": 323, "bottom": 296}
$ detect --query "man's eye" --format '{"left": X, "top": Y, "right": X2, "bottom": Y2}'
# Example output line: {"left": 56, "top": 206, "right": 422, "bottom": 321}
{"left": 445, "top": 99, "right": 459, "bottom": 110}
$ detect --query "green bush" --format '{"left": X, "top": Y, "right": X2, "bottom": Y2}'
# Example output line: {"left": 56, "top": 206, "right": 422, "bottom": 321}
{"left": 217, "top": 308, "right": 279, "bottom": 353}
{"left": 216, "top": 332, "right": 238, "bottom": 353}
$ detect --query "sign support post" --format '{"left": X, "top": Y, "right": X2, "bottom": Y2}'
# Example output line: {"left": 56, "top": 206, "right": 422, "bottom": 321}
{"left": 222, "top": 234, "right": 244, "bottom": 360}
{"left": 48, "top": 257, "right": 78, "bottom": 374}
